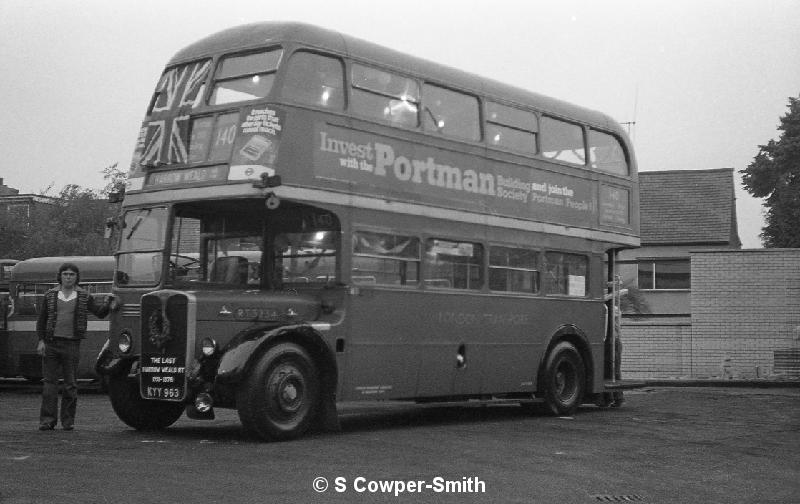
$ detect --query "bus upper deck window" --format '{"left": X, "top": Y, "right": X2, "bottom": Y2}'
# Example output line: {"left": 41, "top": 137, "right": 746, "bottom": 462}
{"left": 541, "top": 117, "right": 586, "bottom": 166}
{"left": 486, "top": 102, "right": 538, "bottom": 154}
{"left": 350, "top": 64, "right": 419, "bottom": 128}
{"left": 210, "top": 49, "right": 283, "bottom": 105}
{"left": 589, "top": 129, "right": 628, "bottom": 175}
{"left": 281, "top": 51, "right": 344, "bottom": 110}
{"left": 422, "top": 84, "right": 480, "bottom": 141}
{"left": 149, "top": 60, "right": 211, "bottom": 115}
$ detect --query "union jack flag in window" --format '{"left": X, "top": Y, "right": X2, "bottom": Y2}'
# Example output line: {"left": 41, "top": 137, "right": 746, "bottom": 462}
{"left": 137, "top": 60, "right": 211, "bottom": 167}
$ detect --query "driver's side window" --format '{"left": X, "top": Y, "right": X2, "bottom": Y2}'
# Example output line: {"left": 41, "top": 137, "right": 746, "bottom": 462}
{"left": 169, "top": 216, "right": 202, "bottom": 282}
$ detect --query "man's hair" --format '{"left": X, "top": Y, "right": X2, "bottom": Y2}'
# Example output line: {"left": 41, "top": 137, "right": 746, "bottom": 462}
{"left": 56, "top": 262, "right": 80, "bottom": 285}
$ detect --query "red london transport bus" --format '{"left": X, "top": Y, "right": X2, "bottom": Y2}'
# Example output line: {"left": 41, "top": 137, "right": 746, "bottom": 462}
{"left": 96, "top": 22, "right": 639, "bottom": 440}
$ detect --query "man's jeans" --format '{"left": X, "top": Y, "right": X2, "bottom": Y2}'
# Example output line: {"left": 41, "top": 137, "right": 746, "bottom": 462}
{"left": 40, "top": 339, "right": 81, "bottom": 429}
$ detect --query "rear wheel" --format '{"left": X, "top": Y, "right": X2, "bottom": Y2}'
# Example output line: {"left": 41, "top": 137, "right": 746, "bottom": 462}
{"left": 107, "top": 375, "right": 184, "bottom": 430}
{"left": 236, "top": 343, "right": 319, "bottom": 441}
{"left": 539, "top": 341, "right": 585, "bottom": 416}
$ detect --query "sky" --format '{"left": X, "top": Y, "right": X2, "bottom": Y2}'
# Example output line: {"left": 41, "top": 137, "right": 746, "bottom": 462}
{"left": 1, "top": 0, "right": 798, "bottom": 248}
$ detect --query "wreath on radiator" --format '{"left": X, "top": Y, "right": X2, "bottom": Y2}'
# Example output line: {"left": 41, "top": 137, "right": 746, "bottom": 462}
{"left": 147, "top": 308, "right": 172, "bottom": 350}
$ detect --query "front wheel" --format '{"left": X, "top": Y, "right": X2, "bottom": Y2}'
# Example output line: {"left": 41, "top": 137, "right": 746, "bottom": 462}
{"left": 539, "top": 341, "right": 586, "bottom": 416}
{"left": 236, "top": 343, "right": 319, "bottom": 441}
{"left": 107, "top": 375, "right": 184, "bottom": 430}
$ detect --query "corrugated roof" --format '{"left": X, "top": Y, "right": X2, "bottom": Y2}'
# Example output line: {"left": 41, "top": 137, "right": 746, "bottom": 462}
{"left": 640, "top": 169, "right": 740, "bottom": 246}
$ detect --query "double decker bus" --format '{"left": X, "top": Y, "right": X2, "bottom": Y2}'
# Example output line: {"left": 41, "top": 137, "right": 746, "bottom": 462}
{"left": 96, "top": 22, "right": 639, "bottom": 440}
{"left": 2, "top": 256, "right": 114, "bottom": 381}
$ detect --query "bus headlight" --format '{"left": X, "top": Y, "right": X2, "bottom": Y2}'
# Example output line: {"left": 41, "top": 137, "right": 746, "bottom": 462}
{"left": 118, "top": 330, "right": 132, "bottom": 354}
{"left": 200, "top": 337, "right": 218, "bottom": 357}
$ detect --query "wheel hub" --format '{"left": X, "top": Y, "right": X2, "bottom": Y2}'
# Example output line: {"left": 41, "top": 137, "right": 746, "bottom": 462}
{"left": 281, "top": 381, "right": 298, "bottom": 402}
{"left": 270, "top": 369, "right": 304, "bottom": 414}
{"left": 555, "top": 362, "right": 577, "bottom": 401}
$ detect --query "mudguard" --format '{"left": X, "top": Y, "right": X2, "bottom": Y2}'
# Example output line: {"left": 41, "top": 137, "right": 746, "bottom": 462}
{"left": 538, "top": 324, "right": 594, "bottom": 385}
{"left": 216, "top": 323, "right": 334, "bottom": 386}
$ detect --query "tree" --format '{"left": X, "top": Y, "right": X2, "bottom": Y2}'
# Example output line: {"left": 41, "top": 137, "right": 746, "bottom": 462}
{"left": 740, "top": 96, "right": 800, "bottom": 247}
{"left": 100, "top": 162, "right": 127, "bottom": 197}
{"left": 0, "top": 163, "right": 127, "bottom": 259}
{"left": 619, "top": 282, "right": 648, "bottom": 315}
{"left": 0, "top": 185, "right": 112, "bottom": 258}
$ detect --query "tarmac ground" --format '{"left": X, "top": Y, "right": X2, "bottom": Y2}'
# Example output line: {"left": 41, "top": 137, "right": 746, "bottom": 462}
{"left": 0, "top": 380, "right": 798, "bottom": 504}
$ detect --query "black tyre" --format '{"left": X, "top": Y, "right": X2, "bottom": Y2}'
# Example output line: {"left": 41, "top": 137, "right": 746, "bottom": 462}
{"left": 236, "top": 343, "right": 319, "bottom": 441}
{"left": 98, "top": 375, "right": 110, "bottom": 394}
{"left": 107, "top": 375, "right": 184, "bottom": 430}
{"left": 539, "top": 341, "right": 585, "bottom": 416}
{"left": 594, "top": 392, "right": 613, "bottom": 408}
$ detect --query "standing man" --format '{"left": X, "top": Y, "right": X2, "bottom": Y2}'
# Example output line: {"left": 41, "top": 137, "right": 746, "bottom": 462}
{"left": 36, "top": 262, "right": 115, "bottom": 430}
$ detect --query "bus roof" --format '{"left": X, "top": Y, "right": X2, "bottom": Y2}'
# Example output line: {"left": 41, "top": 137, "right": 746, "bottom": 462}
{"left": 10, "top": 256, "right": 115, "bottom": 282}
{"left": 168, "top": 22, "right": 625, "bottom": 136}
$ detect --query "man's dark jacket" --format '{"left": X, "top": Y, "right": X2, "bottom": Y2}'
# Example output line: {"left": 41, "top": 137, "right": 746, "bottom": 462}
{"left": 36, "top": 287, "right": 110, "bottom": 342}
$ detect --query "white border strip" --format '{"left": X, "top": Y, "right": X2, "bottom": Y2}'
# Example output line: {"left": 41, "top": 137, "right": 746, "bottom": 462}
{"left": 277, "top": 186, "right": 639, "bottom": 246}
{"left": 7, "top": 320, "right": 109, "bottom": 332}
{"left": 126, "top": 184, "right": 639, "bottom": 246}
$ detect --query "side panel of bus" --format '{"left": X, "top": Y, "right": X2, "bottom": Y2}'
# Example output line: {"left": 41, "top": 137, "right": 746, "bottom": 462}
{"left": 338, "top": 208, "right": 607, "bottom": 401}
{"left": 4, "top": 317, "right": 109, "bottom": 380}
{"left": 340, "top": 288, "right": 605, "bottom": 401}
{"left": 3, "top": 275, "right": 112, "bottom": 381}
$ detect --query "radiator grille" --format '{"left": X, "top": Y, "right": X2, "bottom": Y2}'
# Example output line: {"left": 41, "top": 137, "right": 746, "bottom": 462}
{"left": 122, "top": 303, "right": 141, "bottom": 318}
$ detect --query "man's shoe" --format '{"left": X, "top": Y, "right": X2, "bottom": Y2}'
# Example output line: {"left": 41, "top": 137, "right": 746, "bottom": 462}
{"left": 62, "top": 425, "right": 74, "bottom": 431}
{"left": 38, "top": 425, "right": 54, "bottom": 431}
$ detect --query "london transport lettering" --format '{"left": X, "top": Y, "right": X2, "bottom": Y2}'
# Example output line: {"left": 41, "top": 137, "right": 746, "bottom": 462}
{"left": 437, "top": 311, "right": 531, "bottom": 326}
{"left": 314, "top": 124, "right": 624, "bottom": 229}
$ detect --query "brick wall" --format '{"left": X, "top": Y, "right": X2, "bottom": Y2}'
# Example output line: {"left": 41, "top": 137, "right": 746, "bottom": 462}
{"left": 690, "top": 249, "right": 800, "bottom": 378}
{"left": 621, "top": 317, "right": 692, "bottom": 379}
{"left": 620, "top": 249, "right": 800, "bottom": 379}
